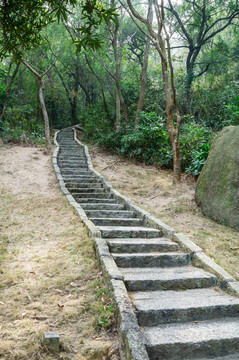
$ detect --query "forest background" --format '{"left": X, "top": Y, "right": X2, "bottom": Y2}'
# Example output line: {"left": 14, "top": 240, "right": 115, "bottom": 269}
{"left": 0, "top": 0, "right": 239, "bottom": 179}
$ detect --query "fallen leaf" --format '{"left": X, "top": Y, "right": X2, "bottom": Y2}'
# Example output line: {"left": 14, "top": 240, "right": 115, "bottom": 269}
{"left": 70, "top": 282, "right": 77, "bottom": 287}
{"left": 57, "top": 303, "right": 64, "bottom": 308}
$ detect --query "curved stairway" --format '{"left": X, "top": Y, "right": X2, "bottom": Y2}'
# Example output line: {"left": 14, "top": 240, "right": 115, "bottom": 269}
{"left": 55, "top": 127, "right": 239, "bottom": 360}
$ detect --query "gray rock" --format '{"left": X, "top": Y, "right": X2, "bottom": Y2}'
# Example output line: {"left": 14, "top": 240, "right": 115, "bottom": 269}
{"left": 196, "top": 126, "right": 239, "bottom": 230}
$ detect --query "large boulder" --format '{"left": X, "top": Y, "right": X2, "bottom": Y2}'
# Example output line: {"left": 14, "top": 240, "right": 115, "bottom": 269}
{"left": 195, "top": 126, "right": 239, "bottom": 230}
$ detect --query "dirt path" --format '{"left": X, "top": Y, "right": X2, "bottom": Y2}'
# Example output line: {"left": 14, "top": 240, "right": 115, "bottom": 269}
{"left": 0, "top": 145, "right": 119, "bottom": 360}
{"left": 90, "top": 145, "right": 239, "bottom": 281}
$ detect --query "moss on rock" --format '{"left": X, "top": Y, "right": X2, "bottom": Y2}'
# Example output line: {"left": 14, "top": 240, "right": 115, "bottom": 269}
{"left": 195, "top": 126, "right": 239, "bottom": 231}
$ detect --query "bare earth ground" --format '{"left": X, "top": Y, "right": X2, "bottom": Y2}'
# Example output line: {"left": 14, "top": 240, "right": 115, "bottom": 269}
{"left": 90, "top": 145, "right": 239, "bottom": 281}
{"left": 0, "top": 145, "right": 119, "bottom": 360}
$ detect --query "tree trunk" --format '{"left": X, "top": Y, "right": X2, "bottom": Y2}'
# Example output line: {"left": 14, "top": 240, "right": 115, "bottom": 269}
{"left": 115, "top": 88, "right": 121, "bottom": 131}
{"left": 157, "top": 42, "right": 181, "bottom": 182}
{"left": 22, "top": 59, "right": 53, "bottom": 150}
{"left": 0, "top": 61, "right": 20, "bottom": 122}
{"left": 112, "top": 5, "right": 128, "bottom": 127}
{"left": 135, "top": 0, "right": 153, "bottom": 127}
{"left": 39, "top": 78, "right": 51, "bottom": 150}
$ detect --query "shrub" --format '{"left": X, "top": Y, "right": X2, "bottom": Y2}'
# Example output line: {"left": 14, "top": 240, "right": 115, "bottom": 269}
{"left": 84, "top": 111, "right": 214, "bottom": 175}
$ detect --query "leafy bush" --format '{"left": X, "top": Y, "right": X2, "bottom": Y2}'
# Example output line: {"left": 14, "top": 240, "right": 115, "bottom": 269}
{"left": 185, "top": 143, "right": 211, "bottom": 176}
{"left": 0, "top": 105, "right": 45, "bottom": 144}
{"left": 119, "top": 115, "right": 172, "bottom": 167}
{"left": 84, "top": 111, "right": 214, "bottom": 175}
{"left": 180, "top": 121, "right": 214, "bottom": 173}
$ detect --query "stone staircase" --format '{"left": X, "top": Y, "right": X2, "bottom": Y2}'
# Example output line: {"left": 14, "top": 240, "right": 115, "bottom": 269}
{"left": 55, "top": 127, "right": 239, "bottom": 360}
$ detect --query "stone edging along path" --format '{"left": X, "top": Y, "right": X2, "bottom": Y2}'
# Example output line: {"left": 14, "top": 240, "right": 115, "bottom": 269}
{"left": 52, "top": 126, "right": 239, "bottom": 360}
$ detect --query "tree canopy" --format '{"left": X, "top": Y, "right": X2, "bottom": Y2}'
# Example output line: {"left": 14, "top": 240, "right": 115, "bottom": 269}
{"left": 0, "top": 0, "right": 238, "bottom": 179}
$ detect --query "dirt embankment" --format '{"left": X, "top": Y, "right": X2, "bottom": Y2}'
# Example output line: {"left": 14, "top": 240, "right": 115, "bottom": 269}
{"left": 90, "top": 145, "right": 239, "bottom": 281}
{"left": 0, "top": 145, "right": 119, "bottom": 360}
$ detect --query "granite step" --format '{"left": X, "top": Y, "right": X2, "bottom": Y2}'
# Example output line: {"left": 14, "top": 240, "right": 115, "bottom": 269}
{"left": 144, "top": 317, "right": 239, "bottom": 360}
{"left": 99, "top": 226, "right": 163, "bottom": 239}
{"left": 85, "top": 210, "right": 136, "bottom": 219}
{"left": 80, "top": 203, "right": 125, "bottom": 210}
{"left": 120, "top": 266, "right": 217, "bottom": 291}
{"left": 58, "top": 156, "right": 86, "bottom": 160}
{"left": 66, "top": 181, "right": 102, "bottom": 188}
{"left": 130, "top": 288, "right": 239, "bottom": 326}
{"left": 76, "top": 198, "right": 118, "bottom": 204}
{"left": 107, "top": 238, "right": 180, "bottom": 253}
{"left": 198, "top": 354, "right": 239, "bottom": 360}
{"left": 60, "top": 164, "right": 88, "bottom": 169}
{"left": 71, "top": 188, "right": 105, "bottom": 194}
{"left": 73, "top": 192, "right": 112, "bottom": 199}
{"left": 66, "top": 182, "right": 102, "bottom": 189}
{"left": 63, "top": 177, "right": 99, "bottom": 183}
{"left": 113, "top": 252, "right": 190, "bottom": 268}
{"left": 59, "top": 152, "right": 85, "bottom": 156}
{"left": 90, "top": 217, "right": 143, "bottom": 227}
{"left": 61, "top": 167, "right": 89, "bottom": 172}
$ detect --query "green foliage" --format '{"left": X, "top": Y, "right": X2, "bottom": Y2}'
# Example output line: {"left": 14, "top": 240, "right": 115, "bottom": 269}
{"left": 119, "top": 114, "right": 172, "bottom": 167}
{"left": 185, "top": 143, "right": 212, "bottom": 176}
{"left": 0, "top": 0, "right": 77, "bottom": 59}
{"left": 0, "top": 105, "right": 44, "bottom": 144}
{"left": 92, "top": 112, "right": 213, "bottom": 175}
{"left": 180, "top": 121, "right": 214, "bottom": 173}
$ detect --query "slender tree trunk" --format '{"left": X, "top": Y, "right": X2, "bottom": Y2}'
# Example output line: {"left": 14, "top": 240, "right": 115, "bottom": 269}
{"left": 115, "top": 89, "right": 121, "bottom": 131}
{"left": 0, "top": 61, "right": 20, "bottom": 122}
{"left": 135, "top": 0, "right": 153, "bottom": 127}
{"left": 39, "top": 78, "right": 51, "bottom": 150}
{"left": 22, "top": 59, "right": 53, "bottom": 150}
{"left": 112, "top": 3, "right": 128, "bottom": 127}
{"left": 156, "top": 38, "right": 181, "bottom": 182}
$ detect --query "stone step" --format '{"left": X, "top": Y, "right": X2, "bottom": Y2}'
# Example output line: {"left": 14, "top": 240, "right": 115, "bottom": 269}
{"left": 90, "top": 217, "right": 143, "bottom": 227}
{"left": 62, "top": 171, "right": 93, "bottom": 176}
{"left": 144, "top": 317, "right": 239, "bottom": 360}
{"left": 85, "top": 210, "right": 136, "bottom": 219}
{"left": 61, "top": 166, "right": 89, "bottom": 172}
{"left": 73, "top": 192, "right": 112, "bottom": 199}
{"left": 120, "top": 266, "right": 217, "bottom": 291}
{"left": 63, "top": 177, "right": 99, "bottom": 183}
{"left": 58, "top": 156, "right": 86, "bottom": 160}
{"left": 58, "top": 160, "right": 87, "bottom": 165}
{"left": 76, "top": 198, "right": 118, "bottom": 204}
{"left": 80, "top": 203, "right": 125, "bottom": 210}
{"left": 113, "top": 252, "right": 190, "bottom": 268}
{"left": 99, "top": 226, "right": 163, "bottom": 239}
{"left": 71, "top": 188, "right": 105, "bottom": 194}
{"left": 130, "top": 288, "right": 239, "bottom": 326}
{"left": 61, "top": 171, "right": 90, "bottom": 176}
{"left": 107, "top": 238, "right": 180, "bottom": 253}
{"left": 59, "top": 152, "right": 85, "bottom": 157}
{"left": 59, "top": 148, "right": 85, "bottom": 152}
{"left": 198, "top": 354, "right": 239, "bottom": 360}
{"left": 66, "top": 182, "right": 101, "bottom": 189}
{"left": 59, "top": 164, "right": 88, "bottom": 169}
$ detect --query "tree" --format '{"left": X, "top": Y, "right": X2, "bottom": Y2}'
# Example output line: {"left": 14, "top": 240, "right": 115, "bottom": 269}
{"left": 134, "top": 0, "right": 153, "bottom": 127}
{"left": 22, "top": 59, "right": 55, "bottom": 149}
{"left": 124, "top": 0, "right": 182, "bottom": 182}
{"left": 166, "top": 0, "right": 239, "bottom": 99}
{"left": 0, "top": 0, "right": 118, "bottom": 146}
{"left": 0, "top": 58, "right": 20, "bottom": 121}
